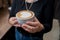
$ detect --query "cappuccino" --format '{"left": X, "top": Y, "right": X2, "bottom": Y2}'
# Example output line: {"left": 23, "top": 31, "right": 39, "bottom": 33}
{"left": 16, "top": 10, "right": 35, "bottom": 24}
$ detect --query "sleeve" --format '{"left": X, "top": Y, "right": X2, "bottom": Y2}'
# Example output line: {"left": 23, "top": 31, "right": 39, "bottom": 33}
{"left": 9, "top": 0, "right": 16, "bottom": 18}
{"left": 40, "top": 0, "right": 54, "bottom": 33}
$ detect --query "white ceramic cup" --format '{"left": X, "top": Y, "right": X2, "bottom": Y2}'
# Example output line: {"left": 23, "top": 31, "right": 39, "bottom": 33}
{"left": 16, "top": 10, "right": 35, "bottom": 25}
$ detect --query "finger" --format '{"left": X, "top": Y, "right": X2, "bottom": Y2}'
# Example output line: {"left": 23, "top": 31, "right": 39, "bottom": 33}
{"left": 22, "top": 24, "right": 33, "bottom": 30}
{"left": 9, "top": 17, "right": 17, "bottom": 24}
{"left": 22, "top": 24, "right": 38, "bottom": 33}
{"left": 14, "top": 24, "right": 21, "bottom": 27}
{"left": 34, "top": 17, "right": 39, "bottom": 21}
{"left": 34, "top": 17, "right": 42, "bottom": 25}
{"left": 12, "top": 20, "right": 18, "bottom": 24}
{"left": 9, "top": 20, "right": 17, "bottom": 25}
{"left": 26, "top": 21, "right": 39, "bottom": 26}
{"left": 21, "top": 24, "right": 32, "bottom": 33}
{"left": 22, "top": 24, "right": 36, "bottom": 32}
{"left": 23, "top": 23, "right": 39, "bottom": 30}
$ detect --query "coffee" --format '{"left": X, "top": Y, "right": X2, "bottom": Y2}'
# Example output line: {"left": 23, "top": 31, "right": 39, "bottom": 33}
{"left": 16, "top": 10, "right": 35, "bottom": 24}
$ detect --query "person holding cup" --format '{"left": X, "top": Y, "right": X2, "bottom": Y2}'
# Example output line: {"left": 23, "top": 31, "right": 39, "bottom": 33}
{"left": 9, "top": 0, "right": 54, "bottom": 40}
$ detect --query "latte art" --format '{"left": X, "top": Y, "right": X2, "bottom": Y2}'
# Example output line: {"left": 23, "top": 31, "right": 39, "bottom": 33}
{"left": 17, "top": 11, "right": 32, "bottom": 18}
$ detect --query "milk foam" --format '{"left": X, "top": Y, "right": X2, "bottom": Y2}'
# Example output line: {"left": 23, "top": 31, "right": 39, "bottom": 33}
{"left": 20, "top": 12, "right": 32, "bottom": 18}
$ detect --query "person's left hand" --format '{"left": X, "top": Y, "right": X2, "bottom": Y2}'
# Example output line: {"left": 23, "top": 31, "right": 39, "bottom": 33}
{"left": 21, "top": 17, "right": 44, "bottom": 33}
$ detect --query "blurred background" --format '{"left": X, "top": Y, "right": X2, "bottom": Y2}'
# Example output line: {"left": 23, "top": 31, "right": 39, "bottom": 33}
{"left": 0, "top": 0, "right": 60, "bottom": 40}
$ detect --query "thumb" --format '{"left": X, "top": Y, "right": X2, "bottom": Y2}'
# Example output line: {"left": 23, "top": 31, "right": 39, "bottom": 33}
{"left": 13, "top": 20, "right": 18, "bottom": 24}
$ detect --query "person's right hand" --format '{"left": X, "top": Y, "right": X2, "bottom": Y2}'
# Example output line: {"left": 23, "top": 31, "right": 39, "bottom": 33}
{"left": 9, "top": 17, "right": 21, "bottom": 27}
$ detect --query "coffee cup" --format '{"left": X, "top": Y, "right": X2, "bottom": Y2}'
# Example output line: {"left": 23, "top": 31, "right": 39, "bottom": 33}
{"left": 16, "top": 10, "right": 35, "bottom": 25}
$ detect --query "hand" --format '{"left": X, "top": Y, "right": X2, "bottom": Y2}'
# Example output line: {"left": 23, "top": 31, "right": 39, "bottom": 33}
{"left": 9, "top": 17, "right": 20, "bottom": 27}
{"left": 21, "top": 17, "right": 44, "bottom": 33}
